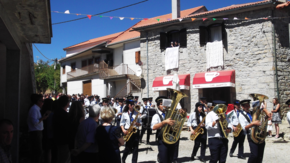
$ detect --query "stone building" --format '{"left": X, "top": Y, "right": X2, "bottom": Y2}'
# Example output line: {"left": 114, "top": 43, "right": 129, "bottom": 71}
{"left": 133, "top": 0, "right": 290, "bottom": 112}
{"left": 0, "top": 0, "right": 52, "bottom": 162}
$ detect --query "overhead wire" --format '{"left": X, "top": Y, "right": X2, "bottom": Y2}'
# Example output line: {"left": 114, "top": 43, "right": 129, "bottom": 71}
{"left": 33, "top": 44, "right": 53, "bottom": 62}
{"left": 52, "top": 0, "right": 149, "bottom": 25}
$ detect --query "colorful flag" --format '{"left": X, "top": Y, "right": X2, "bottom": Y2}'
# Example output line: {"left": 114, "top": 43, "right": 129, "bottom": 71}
{"left": 131, "top": 18, "right": 134, "bottom": 20}
{"left": 202, "top": 18, "right": 207, "bottom": 21}
{"left": 64, "top": 10, "right": 70, "bottom": 14}
{"left": 87, "top": 15, "right": 92, "bottom": 19}
{"left": 191, "top": 18, "right": 196, "bottom": 21}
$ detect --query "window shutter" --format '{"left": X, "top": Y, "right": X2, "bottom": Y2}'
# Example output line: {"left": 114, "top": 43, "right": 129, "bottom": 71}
{"left": 160, "top": 32, "right": 167, "bottom": 49}
{"left": 179, "top": 28, "right": 187, "bottom": 47}
{"left": 62, "top": 66, "right": 65, "bottom": 74}
{"left": 222, "top": 23, "right": 227, "bottom": 48}
{"left": 135, "top": 51, "right": 140, "bottom": 64}
{"left": 199, "top": 26, "right": 208, "bottom": 46}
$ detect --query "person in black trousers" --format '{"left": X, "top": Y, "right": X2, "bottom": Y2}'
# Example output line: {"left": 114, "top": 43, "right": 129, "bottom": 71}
{"left": 139, "top": 98, "right": 152, "bottom": 144}
{"left": 188, "top": 102, "right": 206, "bottom": 162}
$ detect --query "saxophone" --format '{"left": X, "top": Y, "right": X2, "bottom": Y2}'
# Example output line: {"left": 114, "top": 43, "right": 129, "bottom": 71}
{"left": 190, "top": 116, "right": 206, "bottom": 141}
{"left": 249, "top": 93, "right": 269, "bottom": 144}
{"left": 233, "top": 109, "right": 243, "bottom": 137}
{"left": 213, "top": 104, "right": 229, "bottom": 138}
{"left": 123, "top": 105, "right": 140, "bottom": 142}
{"left": 162, "top": 89, "right": 188, "bottom": 145}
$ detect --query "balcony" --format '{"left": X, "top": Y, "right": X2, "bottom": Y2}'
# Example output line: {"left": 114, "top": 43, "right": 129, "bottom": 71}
{"left": 67, "top": 64, "right": 99, "bottom": 80}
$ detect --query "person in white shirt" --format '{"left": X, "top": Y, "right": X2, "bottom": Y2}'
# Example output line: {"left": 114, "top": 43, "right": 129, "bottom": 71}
{"left": 187, "top": 102, "right": 206, "bottom": 162}
{"left": 205, "top": 101, "right": 232, "bottom": 163}
{"left": 228, "top": 101, "right": 246, "bottom": 159}
{"left": 239, "top": 99, "right": 266, "bottom": 163}
{"left": 151, "top": 96, "right": 176, "bottom": 163}
{"left": 120, "top": 96, "right": 141, "bottom": 163}
{"left": 115, "top": 99, "right": 125, "bottom": 126}
{"left": 285, "top": 99, "right": 290, "bottom": 125}
{"left": 99, "top": 98, "right": 109, "bottom": 125}
{"left": 147, "top": 97, "right": 155, "bottom": 108}
{"left": 139, "top": 98, "right": 151, "bottom": 144}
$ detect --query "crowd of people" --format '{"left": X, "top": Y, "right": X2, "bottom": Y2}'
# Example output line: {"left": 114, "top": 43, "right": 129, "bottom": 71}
{"left": 1, "top": 91, "right": 290, "bottom": 163}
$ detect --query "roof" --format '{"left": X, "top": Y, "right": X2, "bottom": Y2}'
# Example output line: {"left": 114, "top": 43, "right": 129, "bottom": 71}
{"left": 63, "top": 32, "right": 122, "bottom": 50}
{"left": 133, "top": 0, "right": 273, "bottom": 30}
{"left": 108, "top": 6, "right": 206, "bottom": 45}
{"left": 276, "top": 1, "right": 290, "bottom": 9}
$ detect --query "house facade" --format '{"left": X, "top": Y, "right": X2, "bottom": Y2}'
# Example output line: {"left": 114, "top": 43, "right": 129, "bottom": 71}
{"left": 133, "top": 0, "right": 290, "bottom": 112}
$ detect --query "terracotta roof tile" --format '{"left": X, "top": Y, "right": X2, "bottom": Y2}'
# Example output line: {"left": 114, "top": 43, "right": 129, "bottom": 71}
{"left": 108, "top": 6, "right": 206, "bottom": 45}
{"left": 63, "top": 32, "right": 122, "bottom": 50}
{"left": 276, "top": 1, "right": 290, "bottom": 9}
{"left": 133, "top": 0, "right": 272, "bottom": 30}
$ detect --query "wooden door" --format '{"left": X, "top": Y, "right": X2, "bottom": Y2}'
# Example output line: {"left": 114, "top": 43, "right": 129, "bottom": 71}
{"left": 83, "top": 81, "right": 92, "bottom": 96}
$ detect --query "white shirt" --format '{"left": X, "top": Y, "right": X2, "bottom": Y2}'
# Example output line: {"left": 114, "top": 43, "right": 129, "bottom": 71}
{"left": 239, "top": 111, "right": 252, "bottom": 135}
{"left": 228, "top": 110, "right": 239, "bottom": 126}
{"left": 140, "top": 104, "right": 150, "bottom": 119}
{"left": 115, "top": 105, "right": 124, "bottom": 118}
{"left": 120, "top": 110, "right": 142, "bottom": 130}
{"left": 151, "top": 109, "right": 165, "bottom": 130}
{"left": 27, "top": 104, "right": 43, "bottom": 131}
{"left": 187, "top": 112, "right": 203, "bottom": 127}
{"left": 84, "top": 98, "right": 90, "bottom": 107}
{"left": 205, "top": 111, "right": 232, "bottom": 138}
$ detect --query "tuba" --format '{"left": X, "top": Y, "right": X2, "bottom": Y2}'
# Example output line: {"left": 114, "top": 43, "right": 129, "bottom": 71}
{"left": 162, "top": 89, "right": 188, "bottom": 145}
{"left": 249, "top": 93, "right": 269, "bottom": 144}
{"left": 190, "top": 116, "right": 206, "bottom": 141}
{"left": 123, "top": 105, "right": 140, "bottom": 142}
{"left": 213, "top": 104, "right": 229, "bottom": 138}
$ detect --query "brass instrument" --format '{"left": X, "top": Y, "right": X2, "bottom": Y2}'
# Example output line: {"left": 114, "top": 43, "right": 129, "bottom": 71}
{"left": 233, "top": 123, "right": 243, "bottom": 137}
{"left": 123, "top": 105, "right": 140, "bottom": 142}
{"left": 190, "top": 116, "right": 206, "bottom": 141}
{"left": 162, "top": 89, "right": 188, "bottom": 145}
{"left": 249, "top": 93, "right": 269, "bottom": 144}
{"left": 213, "top": 104, "right": 229, "bottom": 138}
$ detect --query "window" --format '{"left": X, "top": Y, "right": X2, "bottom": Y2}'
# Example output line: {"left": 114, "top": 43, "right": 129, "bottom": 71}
{"left": 82, "top": 60, "right": 87, "bottom": 68}
{"left": 135, "top": 51, "right": 140, "bottom": 64}
{"left": 199, "top": 23, "right": 226, "bottom": 46}
{"left": 88, "top": 58, "right": 93, "bottom": 65}
{"left": 71, "top": 62, "right": 76, "bottom": 72}
{"left": 95, "top": 57, "right": 100, "bottom": 64}
{"left": 62, "top": 65, "right": 65, "bottom": 74}
{"left": 160, "top": 28, "right": 187, "bottom": 49}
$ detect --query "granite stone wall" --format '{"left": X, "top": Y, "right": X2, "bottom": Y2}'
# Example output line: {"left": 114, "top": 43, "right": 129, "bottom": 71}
{"left": 140, "top": 8, "right": 289, "bottom": 112}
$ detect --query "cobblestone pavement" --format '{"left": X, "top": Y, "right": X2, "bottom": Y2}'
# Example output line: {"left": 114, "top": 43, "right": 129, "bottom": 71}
{"left": 120, "top": 120, "right": 290, "bottom": 163}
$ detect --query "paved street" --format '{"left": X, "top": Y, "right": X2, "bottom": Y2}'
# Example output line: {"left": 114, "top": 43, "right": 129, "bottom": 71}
{"left": 120, "top": 120, "right": 290, "bottom": 163}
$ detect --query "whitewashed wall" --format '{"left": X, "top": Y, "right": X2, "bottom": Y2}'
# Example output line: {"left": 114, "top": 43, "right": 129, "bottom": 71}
{"left": 114, "top": 46, "right": 123, "bottom": 66}
{"left": 123, "top": 40, "right": 141, "bottom": 73}
{"left": 67, "top": 81, "right": 83, "bottom": 95}
{"left": 92, "top": 79, "right": 106, "bottom": 98}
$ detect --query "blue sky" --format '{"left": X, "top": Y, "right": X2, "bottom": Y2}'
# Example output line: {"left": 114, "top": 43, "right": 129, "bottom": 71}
{"left": 34, "top": 0, "right": 261, "bottom": 63}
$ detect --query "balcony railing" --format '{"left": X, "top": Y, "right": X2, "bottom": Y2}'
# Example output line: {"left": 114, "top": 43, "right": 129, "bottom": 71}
{"left": 67, "top": 64, "right": 99, "bottom": 80}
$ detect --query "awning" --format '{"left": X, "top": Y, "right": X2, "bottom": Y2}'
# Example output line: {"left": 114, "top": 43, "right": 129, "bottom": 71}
{"left": 192, "top": 70, "right": 235, "bottom": 88}
{"left": 152, "top": 74, "right": 190, "bottom": 91}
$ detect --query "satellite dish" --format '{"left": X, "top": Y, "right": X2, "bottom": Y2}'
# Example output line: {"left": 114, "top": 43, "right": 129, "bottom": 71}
{"left": 136, "top": 67, "right": 142, "bottom": 76}
{"left": 141, "top": 78, "right": 146, "bottom": 89}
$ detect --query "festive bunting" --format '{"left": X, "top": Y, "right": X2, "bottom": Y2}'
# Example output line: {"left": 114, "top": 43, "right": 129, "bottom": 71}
{"left": 157, "top": 18, "right": 160, "bottom": 21}
{"left": 263, "top": 17, "right": 268, "bottom": 20}
{"left": 245, "top": 17, "right": 249, "bottom": 20}
{"left": 234, "top": 17, "right": 238, "bottom": 20}
{"left": 191, "top": 18, "right": 196, "bottom": 21}
{"left": 202, "top": 18, "right": 207, "bottom": 21}
{"left": 100, "top": 15, "right": 103, "bottom": 18}
{"left": 167, "top": 18, "right": 171, "bottom": 21}
{"left": 213, "top": 18, "right": 216, "bottom": 21}
{"left": 87, "top": 15, "right": 92, "bottom": 19}
{"left": 64, "top": 10, "right": 70, "bottom": 14}
{"left": 223, "top": 18, "right": 228, "bottom": 20}
{"left": 143, "top": 18, "right": 148, "bottom": 20}
{"left": 110, "top": 17, "right": 113, "bottom": 20}
{"left": 119, "top": 17, "right": 124, "bottom": 20}
{"left": 179, "top": 18, "right": 183, "bottom": 22}
{"left": 76, "top": 14, "right": 80, "bottom": 16}
{"left": 131, "top": 18, "right": 134, "bottom": 20}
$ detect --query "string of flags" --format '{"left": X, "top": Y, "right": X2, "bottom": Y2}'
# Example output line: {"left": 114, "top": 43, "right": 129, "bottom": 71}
{"left": 52, "top": 10, "right": 289, "bottom": 22}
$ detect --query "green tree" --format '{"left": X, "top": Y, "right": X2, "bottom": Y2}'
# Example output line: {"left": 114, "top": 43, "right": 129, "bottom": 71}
{"left": 48, "top": 63, "right": 62, "bottom": 93}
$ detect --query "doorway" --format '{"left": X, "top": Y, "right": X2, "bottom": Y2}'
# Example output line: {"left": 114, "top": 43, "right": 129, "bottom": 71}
{"left": 201, "top": 87, "right": 235, "bottom": 104}
{"left": 83, "top": 80, "right": 92, "bottom": 96}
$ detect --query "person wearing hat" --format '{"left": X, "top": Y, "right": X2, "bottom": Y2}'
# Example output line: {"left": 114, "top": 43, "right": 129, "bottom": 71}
{"left": 139, "top": 98, "right": 152, "bottom": 144}
{"left": 187, "top": 102, "right": 206, "bottom": 162}
{"left": 113, "top": 98, "right": 120, "bottom": 108}
{"left": 200, "top": 97, "right": 208, "bottom": 112}
{"left": 147, "top": 97, "right": 155, "bottom": 108}
{"left": 228, "top": 101, "right": 246, "bottom": 159}
{"left": 286, "top": 100, "right": 290, "bottom": 125}
{"left": 151, "top": 96, "right": 176, "bottom": 163}
{"left": 98, "top": 98, "right": 109, "bottom": 125}
{"left": 115, "top": 99, "right": 125, "bottom": 127}
{"left": 205, "top": 100, "right": 232, "bottom": 163}
{"left": 239, "top": 99, "right": 265, "bottom": 163}
{"left": 120, "top": 96, "right": 141, "bottom": 163}
{"left": 134, "top": 96, "right": 140, "bottom": 105}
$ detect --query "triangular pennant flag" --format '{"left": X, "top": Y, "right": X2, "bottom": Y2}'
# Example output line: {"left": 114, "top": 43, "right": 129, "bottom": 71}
{"left": 131, "top": 18, "right": 134, "bottom": 20}
{"left": 223, "top": 18, "right": 228, "bottom": 20}
{"left": 245, "top": 17, "right": 249, "bottom": 20}
{"left": 110, "top": 17, "right": 113, "bottom": 20}
{"left": 202, "top": 18, "right": 207, "bottom": 21}
{"left": 167, "top": 18, "right": 171, "bottom": 21}
{"left": 234, "top": 17, "right": 238, "bottom": 20}
{"left": 179, "top": 18, "right": 183, "bottom": 22}
{"left": 119, "top": 17, "right": 124, "bottom": 20}
{"left": 76, "top": 14, "right": 80, "bottom": 16}
{"left": 213, "top": 18, "right": 216, "bottom": 21}
{"left": 157, "top": 18, "right": 160, "bottom": 21}
{"left": 191, "top": 18, "right": 196, "bottom": 21}
{"left": 263, "top": 17, "right": 268, "bottom": 20}
{"left": 99, "top": 15, "right": 103, "bottom": 18}
{"left": 87, "top": 15, "right": 92, "bottom": 19}
{"left": 143, "top": 18, "right": 148, "bottom": 20}
{"left": 64, "top": 10, "right": 70, "bottom": 14}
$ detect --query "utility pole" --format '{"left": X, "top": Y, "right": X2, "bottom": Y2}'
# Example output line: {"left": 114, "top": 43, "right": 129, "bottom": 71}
{"left": 54, "top": 58, "right": 57, "bottom": 95}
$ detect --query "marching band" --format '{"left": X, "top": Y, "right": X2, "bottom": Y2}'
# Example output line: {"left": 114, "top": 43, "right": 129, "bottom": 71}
{"left": 84, "top": 90, "right": 282, "bottom": 163}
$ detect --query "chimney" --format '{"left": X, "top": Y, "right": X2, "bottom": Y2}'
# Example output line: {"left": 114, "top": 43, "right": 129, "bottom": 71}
{"left": 172, "top": 0, "right": 180, "bottom": 19}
